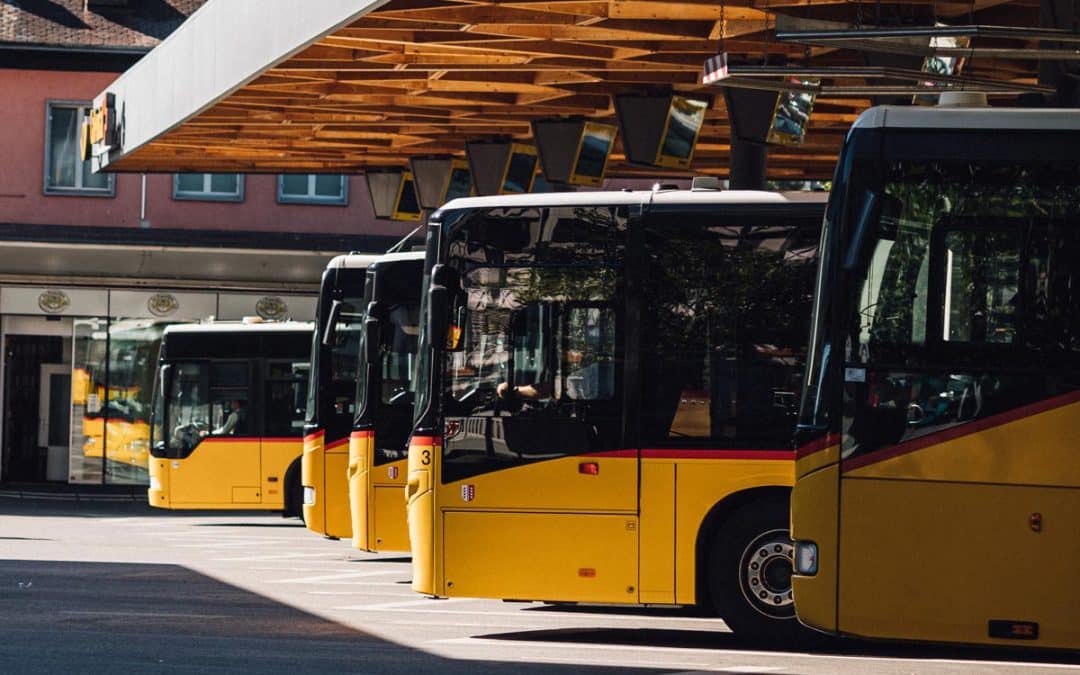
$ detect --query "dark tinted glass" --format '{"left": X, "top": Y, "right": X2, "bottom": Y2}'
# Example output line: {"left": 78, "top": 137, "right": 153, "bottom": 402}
{"left": 502, "top": 152, "right": 537, "bottom": 194}
{"left": 441, "top": 206, "right": 627, "bottom": 482}
{"left": 640, "top": 211, "right": 819, "bottom": 447}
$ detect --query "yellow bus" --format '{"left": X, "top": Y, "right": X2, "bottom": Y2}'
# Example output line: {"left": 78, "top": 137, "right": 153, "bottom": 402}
{"left": 349, "top": 251, "right": 424, "bottom": 552}
{"left": 791, "top": 104, "right": 1080, "bottom": 650}
{"left": 407, "top": 188, "right": 825, "bottom": 637}
{"left": 302, "top": 254, "right": 376, "bottom": 538}
{"left": 148, "top": 321, "right": 312, "bottom": 512}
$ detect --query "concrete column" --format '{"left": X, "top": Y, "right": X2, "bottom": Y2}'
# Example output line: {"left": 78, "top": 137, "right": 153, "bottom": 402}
{"left": 1040, "top": 0, "right": 1080, "bottom": 106}
{"left": 729, "top": 138, "right": 768, "bottom": 190}
{"left": 722, "top": 87, "right": 777, "bottom": 190}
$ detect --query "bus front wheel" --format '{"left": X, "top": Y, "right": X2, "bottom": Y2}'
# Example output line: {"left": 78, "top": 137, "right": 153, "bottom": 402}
{"left": 285, "top": 462, "right": 304, "bottom": 523}
{"left": 707, "top": 498, "right": 804, "bottom": 640}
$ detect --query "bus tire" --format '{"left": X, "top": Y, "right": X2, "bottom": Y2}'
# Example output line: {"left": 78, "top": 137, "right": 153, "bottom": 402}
{"left": 707, "top": 497, "right": 804, "bottom": 641}
{"left": 284, "top": 461, "right": 304, "bottom": 523}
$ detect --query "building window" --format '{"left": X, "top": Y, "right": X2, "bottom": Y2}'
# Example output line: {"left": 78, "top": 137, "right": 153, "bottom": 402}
{"left": 44, "top": 101, "right": 115, "bottom": 196}
{"left": 277, "top": 174, "right": 348, "bottom": 205}
{"left": 173, "top": 173, "right": 244, "bottom": 202}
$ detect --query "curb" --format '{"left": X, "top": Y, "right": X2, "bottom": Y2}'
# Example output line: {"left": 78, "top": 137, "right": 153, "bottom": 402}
{"left": 0, "top": 489, "right": 141, "bottom": 503}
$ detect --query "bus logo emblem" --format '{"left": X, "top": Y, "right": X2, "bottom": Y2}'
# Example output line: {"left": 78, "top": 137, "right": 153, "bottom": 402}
{"left": 461, "top": 484, "right": 475, "bottom": 502}
{"left": 256, "top": 296, "right": 288, "bottom": 320}
{"left": 38, "top": 290, "right": 70, "bottom": 314}
{"left": 147, "top": 293, "right": 179, "bottom": 317}
{"left": 388, "top": 466, "right": 399, "bottom": 479}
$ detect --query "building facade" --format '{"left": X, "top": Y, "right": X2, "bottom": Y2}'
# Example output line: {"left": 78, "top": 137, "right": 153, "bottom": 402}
{"left": 0, "top": 1, "right": 414, "bottom": 486}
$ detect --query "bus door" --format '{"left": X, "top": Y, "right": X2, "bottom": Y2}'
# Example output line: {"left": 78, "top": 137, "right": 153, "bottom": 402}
{"left": 438, "top": 264, "right": 637, "bottom": 603}
{"left": 259, "top": 359, "right": 308, "bottom": 508}
{"left": 166, "top": 360, "right": 260, "bottom": 505}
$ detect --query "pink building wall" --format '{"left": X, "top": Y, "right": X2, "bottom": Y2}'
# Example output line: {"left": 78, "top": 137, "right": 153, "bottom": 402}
{"left": 3, "top": 69, "right": 414, "bottom": 240}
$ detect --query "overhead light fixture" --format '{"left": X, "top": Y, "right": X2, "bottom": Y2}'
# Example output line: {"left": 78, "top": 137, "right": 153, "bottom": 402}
{"left": 704, "top": 65, "right": 1053, "bottom": 97}
{"left": 409, "top": 156, "right": 472, "bottom": 210}
{"left": 614, "top": 94, "right": 710, "bottom": 170}
{"left": 774, "top": 25, "right": 1080, "bottom": 61}
{"left": 365, "top": 169, "right": 421, "bottom": 222}
{"left": 531, "top": 118, "right": 617, "bottom": 187}
{"left": 465, "top": 141, "right": 538, "bottom": 196}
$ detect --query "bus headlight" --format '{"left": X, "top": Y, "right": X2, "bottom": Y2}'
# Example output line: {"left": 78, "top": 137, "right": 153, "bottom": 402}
{"left": 794, "top": 541, "right": 818, "bottom": 576}
{"left": 149, "top": 476, "right": 161, "bottom": 491}
{"left": 303, "top": 487, "right": 316, "bottom": 505}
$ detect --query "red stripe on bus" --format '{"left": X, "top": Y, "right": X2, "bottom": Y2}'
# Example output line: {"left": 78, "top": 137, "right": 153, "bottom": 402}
{"left": 795, "top": 433, "right": 841, "bottom": 460}
{"left": 351, "top": 430, "right": 374, "bottom": 440}
{"left": 303, "top": 430, "right": 325, "bottom": 443}
{"left": 199, "top": 437, "right": 264, "bottom": 443}
{"left": 586, "top": 449, "right": 794, "bottom": 460}
{"left": 842, "top": 389, "right": 1080, "bottom": 473}
{"left": 410, "top": 436, "right": 439, "bottom": 446}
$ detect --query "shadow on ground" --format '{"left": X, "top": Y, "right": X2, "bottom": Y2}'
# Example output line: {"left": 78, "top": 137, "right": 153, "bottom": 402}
{"left": 195, "top": 521, "right": 305, "bottom": 528}
{"left": 0, "top": 559, "right": 656, "bottom": 675}
{"left": 481, "top": 622, "right": 1080, "bottom": 667}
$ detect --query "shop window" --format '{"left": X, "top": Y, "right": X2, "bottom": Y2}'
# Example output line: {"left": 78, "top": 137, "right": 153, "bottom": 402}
{"left": 277, "top": 174, "right": 348, "bottom": 205}
{"left": 173, "top": 173, "right": 244, "bottom": 202}
{"left": 44, "top": 102, "right": 114, "bottom": 196}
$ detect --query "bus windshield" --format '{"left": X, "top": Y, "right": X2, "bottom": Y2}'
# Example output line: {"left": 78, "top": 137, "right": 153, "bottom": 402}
{"left": 438, "top": 205, "right": 626, "bottom": 481}
{"left": 433, "top": 203, "right": 820, "bottom": 481}
{"left": 800, "top": 153, "right": 1080, "bottom": 438}
{"left": 355, "top": 260, "right": 423, "bottom": 461}
{"left": 305, "top": 296, "right": 365, "bottom": 426}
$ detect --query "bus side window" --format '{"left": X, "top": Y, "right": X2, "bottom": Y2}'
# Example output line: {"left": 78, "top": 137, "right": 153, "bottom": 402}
{"left": 208, "top": 361, "right": 249, "bottom": 436}
{"left": 264, "top": 360, "right": 306, "bottom": 437}
{"left": 167, "top": 362, "right": 210, "bottom": 454}
{"left": 640, "top": 215, "right": 816, "bottom": 447}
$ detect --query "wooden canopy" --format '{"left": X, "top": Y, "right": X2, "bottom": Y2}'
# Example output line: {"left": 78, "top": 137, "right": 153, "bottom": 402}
{"left": 97, "top": 0, "right": 1047, "bottom": 181}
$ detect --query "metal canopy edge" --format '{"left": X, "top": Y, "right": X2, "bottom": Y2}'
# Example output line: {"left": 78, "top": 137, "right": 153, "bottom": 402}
{"left": 92, "top": 0, "right": 389, "bottom": 171}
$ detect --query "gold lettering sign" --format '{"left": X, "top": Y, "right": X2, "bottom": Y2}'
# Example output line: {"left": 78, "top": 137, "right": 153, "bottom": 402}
{"left": 88, "top": 92, "right": 117, "bottom": 152}
{"left": 89, "top": 107, "right": 105, "bottom": 145}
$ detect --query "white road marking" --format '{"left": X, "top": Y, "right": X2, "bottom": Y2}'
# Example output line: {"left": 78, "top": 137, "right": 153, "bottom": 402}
{"left": 61, "top": 610, "right": 229, "bottom": 619}
{"left": 307, "top": 584, "right": 413, "bottom": 593}
{"left": 336, "top": 604, "right": 735, "bottom": 630}
{"left": 212, "top": 552, "right": 344, "bottom": 562}
{"left": 271, "top": 569, "right": 406, "bottom": 584}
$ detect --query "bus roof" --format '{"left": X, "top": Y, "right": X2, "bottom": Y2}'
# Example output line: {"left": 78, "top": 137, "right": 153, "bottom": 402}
{"left": 164, "top": 321, "right": 314, "bottom": 336}
{"left": 326, "top": 253, "right": 383, "bottom": 270}
{"left": 371, "top": 250, "right": 425, "bottom": 265}
{"left": 436, "top": 189, "right": 826, "bottom": 216}
{"left": 852, "top": 106, "right": 1080, "bottom": 132}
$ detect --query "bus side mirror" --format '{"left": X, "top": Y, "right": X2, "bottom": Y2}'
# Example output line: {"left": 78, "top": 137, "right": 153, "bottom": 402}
{"left": 365, "top": 315, "right": 382, "bottom": 364}
{"left": 322, "top": 300, "right": 343, "bottom": 346}
{"left": 428, "top": 285, "right": 449, "bottom": 352}
{"left": 843, "top": 191, "right": 903, "bottom": 271}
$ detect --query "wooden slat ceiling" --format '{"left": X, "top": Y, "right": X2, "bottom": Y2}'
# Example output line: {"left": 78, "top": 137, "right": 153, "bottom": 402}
{"left": 115, "top": 0, "right": 1044, "bottom": 180}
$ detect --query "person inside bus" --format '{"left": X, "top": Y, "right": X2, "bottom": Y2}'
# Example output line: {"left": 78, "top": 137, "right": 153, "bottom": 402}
{"left": 496, "top": 380, "right": 550, "bottom": 403}
{"left": 213, "top": 398, "right": 247, "bottom": 435}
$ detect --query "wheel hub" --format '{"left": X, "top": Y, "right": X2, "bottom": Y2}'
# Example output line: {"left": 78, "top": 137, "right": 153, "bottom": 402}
{"left": 740, "top": 529, "right": 795, "bottom": 618}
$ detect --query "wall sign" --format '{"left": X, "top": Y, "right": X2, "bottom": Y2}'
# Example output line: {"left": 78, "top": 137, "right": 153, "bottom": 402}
{"left": 146, "top": 293, "right": 180, "bottom": 317}
{"left": 37, "top": 290, "right": 71, "bottom": 314}
{"left": 255, "top": 296, "right": 288, "bottom": 321}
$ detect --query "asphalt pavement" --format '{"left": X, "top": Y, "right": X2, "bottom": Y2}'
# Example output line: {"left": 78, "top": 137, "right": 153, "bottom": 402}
{"left": 0, "top": 498, "right": 1076, "bottom": 674}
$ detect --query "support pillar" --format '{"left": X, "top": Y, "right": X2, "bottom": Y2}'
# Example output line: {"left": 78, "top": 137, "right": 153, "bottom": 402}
{"left": 1040, "top": 0, "right": 1080, "bottom": 106}
{"left": 722, "top": 87, "right": 777, "bottom": 190}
